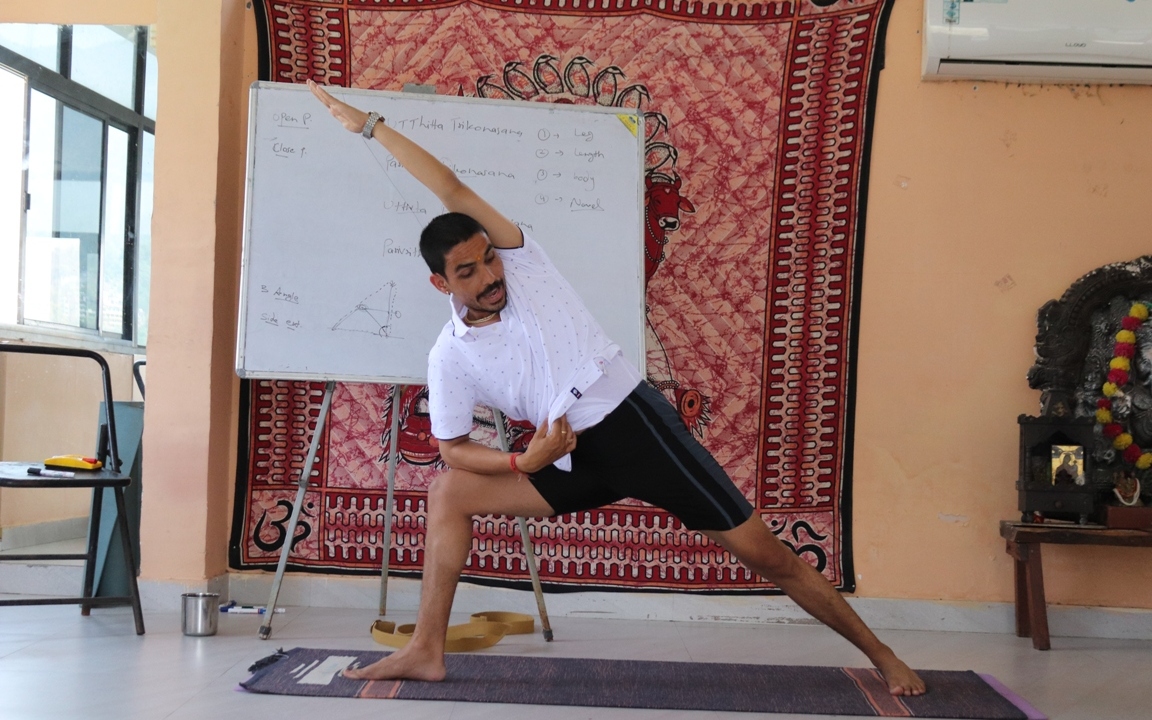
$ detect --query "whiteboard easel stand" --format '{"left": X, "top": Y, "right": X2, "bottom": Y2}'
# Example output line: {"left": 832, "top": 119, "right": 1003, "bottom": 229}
{"left": 492, "top": 408, "right": 554, "bottom": 642}
{"left": 378, "top": 383, "right": 403, "bottom": 615}
{"left": 259, "top": 380, "right": 337, "bottom": 640}
{"left": 257, "top": 381, "right": 404, "bottom": 638}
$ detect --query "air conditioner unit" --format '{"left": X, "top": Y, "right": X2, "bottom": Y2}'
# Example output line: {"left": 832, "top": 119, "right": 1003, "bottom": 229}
{"left": 923, "top": 0, "right": 1152, "bottom": 85}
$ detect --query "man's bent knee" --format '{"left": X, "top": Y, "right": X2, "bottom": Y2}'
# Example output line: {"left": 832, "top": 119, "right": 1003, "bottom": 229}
{"left": 426, "top": 469, "right": 469, "bottom": 514}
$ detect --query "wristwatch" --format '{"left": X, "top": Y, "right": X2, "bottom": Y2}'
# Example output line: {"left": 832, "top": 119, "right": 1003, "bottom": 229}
{"left": 361, "top": 111, "right": 382, "bottom": 139}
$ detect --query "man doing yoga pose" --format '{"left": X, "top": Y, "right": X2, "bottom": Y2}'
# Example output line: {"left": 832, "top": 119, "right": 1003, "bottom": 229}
{"left": 308, "top": 80, "right": 926, "bottom": 697}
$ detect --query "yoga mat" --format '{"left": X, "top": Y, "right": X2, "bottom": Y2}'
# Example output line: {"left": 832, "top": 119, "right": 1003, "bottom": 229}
{"left": 241, "top": 647, "right": 1045, "bottom": 719}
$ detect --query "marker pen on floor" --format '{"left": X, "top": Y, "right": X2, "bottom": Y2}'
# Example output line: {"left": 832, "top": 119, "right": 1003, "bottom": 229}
{"left": 27, "top": 467, "right": 76, "bottom": 478}
{"left": 220, "top": 603, "right": 285, "bottom": 614}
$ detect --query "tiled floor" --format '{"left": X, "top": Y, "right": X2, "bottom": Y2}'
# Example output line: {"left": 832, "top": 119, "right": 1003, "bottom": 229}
{"left": 0, "top": 592, "right": 1149, "bottom": 720}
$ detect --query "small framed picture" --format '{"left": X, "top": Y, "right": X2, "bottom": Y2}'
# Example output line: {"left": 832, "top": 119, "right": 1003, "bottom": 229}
{"left": 1051, "top": 445, "right": 1085, "bottom": 486}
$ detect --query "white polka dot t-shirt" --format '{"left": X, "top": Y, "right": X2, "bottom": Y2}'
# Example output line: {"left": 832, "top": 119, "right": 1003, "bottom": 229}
{"left": 427, "top": 234, "right": 642, "bottom": 470}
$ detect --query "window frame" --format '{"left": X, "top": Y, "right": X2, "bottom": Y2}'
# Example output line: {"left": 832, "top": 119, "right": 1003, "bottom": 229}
{"left": 0, "top": 25, "right": 155, "bottom": 351}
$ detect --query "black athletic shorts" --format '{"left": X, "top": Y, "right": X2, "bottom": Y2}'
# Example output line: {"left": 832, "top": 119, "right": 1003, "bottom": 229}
{"left": 527, "top": 381, "right": 754, "bottom": 531}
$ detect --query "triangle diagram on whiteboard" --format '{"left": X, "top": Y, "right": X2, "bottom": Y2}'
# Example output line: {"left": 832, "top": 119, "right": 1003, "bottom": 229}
{"left": 331, "top": 281, "right": 402, "bottom": 339}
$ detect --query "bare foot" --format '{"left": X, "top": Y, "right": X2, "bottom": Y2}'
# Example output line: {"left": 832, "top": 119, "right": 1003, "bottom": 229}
{"left": 874, "top": 650, "right": 926, "bottom": 697}
{"left": 342, "top": 644, "right": 446, "bottom": 682}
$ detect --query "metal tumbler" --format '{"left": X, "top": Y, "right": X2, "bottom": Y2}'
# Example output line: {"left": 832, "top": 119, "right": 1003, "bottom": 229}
{"left": 181, "top": 592, "right": 220, "bottom": 636}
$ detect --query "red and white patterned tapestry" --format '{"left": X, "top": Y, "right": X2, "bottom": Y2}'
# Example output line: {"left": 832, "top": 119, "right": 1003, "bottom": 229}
{"left": 231, "top": 0, "right": 893, "bottom": 593}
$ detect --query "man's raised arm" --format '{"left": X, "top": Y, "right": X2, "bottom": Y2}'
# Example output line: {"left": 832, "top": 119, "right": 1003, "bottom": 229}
{"left": 308, "top": 80, "right": 523, "bottom": 249}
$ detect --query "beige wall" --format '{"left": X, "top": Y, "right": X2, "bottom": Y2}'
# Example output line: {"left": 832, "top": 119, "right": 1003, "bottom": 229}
{"left": 854, "top": 0, "right": 1152, "bottom": 608}
{"left": 210, "top": 0, "right": 255, "bottom": 579}
{"left": 0, "top": 0, "right": 155, "bottom": 25}
{"left": 133, "top": 0, "right": 252, "bottom": 581}
{"left": 3, "top": 0, "right": 1149, "bottom": 609}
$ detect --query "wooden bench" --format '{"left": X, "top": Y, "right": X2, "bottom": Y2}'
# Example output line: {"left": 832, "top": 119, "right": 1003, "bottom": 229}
{"left": 1000, "top": 520, "right": 1152, "bottom": 650}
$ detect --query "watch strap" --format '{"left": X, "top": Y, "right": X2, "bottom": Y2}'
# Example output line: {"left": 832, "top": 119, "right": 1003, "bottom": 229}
{"left": 361, "top": 111, "right": 382, "bottom": 139}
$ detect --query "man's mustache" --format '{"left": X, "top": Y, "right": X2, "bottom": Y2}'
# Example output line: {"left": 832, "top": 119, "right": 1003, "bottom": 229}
{"left": 479, "top": 280, "right": 504, "bottom": 298}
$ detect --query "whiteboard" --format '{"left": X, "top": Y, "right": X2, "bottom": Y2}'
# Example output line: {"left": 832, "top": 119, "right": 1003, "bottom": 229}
{"left": 237, "top": 81, "right": 645, "bottom": 383}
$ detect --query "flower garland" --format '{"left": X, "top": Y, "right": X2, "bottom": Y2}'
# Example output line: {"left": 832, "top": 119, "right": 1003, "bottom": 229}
{"left": 1096, "top": 301, "right": 1152, "bottom": 471}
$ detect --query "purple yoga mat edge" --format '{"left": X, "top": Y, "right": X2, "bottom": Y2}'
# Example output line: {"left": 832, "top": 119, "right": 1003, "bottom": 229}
{"left": 978, "top": 673, "right": 1047, "bottom": 720}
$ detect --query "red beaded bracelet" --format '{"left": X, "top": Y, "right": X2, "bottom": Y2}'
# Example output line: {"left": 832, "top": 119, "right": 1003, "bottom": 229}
{"left": 510, "top": 452, "right": 521, "bottom": 473}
